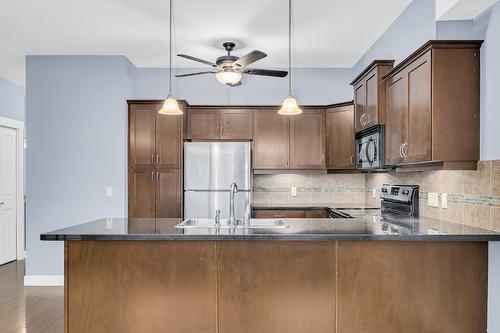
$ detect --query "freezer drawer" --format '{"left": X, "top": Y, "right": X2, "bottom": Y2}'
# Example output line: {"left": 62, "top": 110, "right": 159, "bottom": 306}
{"left": 184, "top": 191, "right": 250, "bottom": 220}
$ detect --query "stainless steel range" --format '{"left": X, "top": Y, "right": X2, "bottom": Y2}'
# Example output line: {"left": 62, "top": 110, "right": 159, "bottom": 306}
{"left": 380, "top": 184, "right": 419, "bottom": 218}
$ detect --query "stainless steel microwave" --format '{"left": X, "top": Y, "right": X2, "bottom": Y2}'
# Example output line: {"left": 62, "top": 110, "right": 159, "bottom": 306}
{"left": 355, "top": 125, "right": 385, "bottom": 170}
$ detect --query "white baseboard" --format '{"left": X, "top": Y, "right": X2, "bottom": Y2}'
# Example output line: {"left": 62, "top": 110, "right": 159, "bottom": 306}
{"left": 24, "top": 275, "right": 64, "bottom": 286}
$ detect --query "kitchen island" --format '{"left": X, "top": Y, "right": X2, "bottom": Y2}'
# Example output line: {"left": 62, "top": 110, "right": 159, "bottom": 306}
{"left": 42, "top": 215, "right": 500, "bottom": 333}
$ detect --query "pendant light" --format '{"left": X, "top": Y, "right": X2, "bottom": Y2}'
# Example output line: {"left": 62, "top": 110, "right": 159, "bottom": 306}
{"left": 159, "top": 0, "right": 183, "bottom": 115}
{"left": 278, "top": 0, "right": 302, "bottom": 115}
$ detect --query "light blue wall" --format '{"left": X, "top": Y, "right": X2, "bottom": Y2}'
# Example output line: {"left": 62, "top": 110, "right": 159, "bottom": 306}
{"left": 25, "top": 56, "right": 352, "bottom": 276}
{"left": 436, "top": 20, "right": 474, "bottom": 39}
{"left": 474, "top": 1, "right": 500, "bottom": 160}
{"left": 0, "top": 76, "right": 25, "bottom": 122}
{"left": 352, "top": 0, "right": 436, "bottom": 78}
{"left": 26, "top": 56, "right": 135, "bottom": 275}
{"left": 135, "top": 67, "right": 353, "bottom": 105}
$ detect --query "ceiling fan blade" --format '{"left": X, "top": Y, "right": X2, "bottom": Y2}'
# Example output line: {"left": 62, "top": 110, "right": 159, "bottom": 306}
{"left": 243, "top": 69, "right": 288, "bottom": 77}
{"left": 177, "top": 54, "right": 217, "bottom": 67}
{"left": 175, "top": 71, "right": 217, "bottom": 77}
{"left": 233, "top": 50, "right": 267, "bottom": 67}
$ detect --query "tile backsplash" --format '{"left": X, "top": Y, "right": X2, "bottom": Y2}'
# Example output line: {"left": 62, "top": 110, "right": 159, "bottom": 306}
{"left": 252, "top": 174, "right": 366, "bottom": 205}
{"left": 252, "top": 160, "right": 500, "bottom": 231}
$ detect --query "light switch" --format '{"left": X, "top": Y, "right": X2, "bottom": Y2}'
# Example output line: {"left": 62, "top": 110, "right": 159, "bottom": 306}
{"left": 441, "top": 193, "right": 448, "bottom": 208}
{"left": 291, "top": 187, "right": 298, "bottom": 197}
{"left": 428, "top": 192, "right": 439, "bottom": 207}
{"left": 106, "top": 187, "right": 113, "bottom": 198}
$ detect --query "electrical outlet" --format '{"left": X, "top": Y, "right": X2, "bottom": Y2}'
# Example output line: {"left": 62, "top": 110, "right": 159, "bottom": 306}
{"left": 106, "top": 187, "right": 113, "bottom": 198}
{"left": 428, "top": 192, "right": 439, "bottom": 207}
{"left": 291, "top": 187, "right": 298, "bottom": 197}
{"left": 372, "top": 188, "right": 377, "bottom": 198}
{"left": 441, "top": 193, "right": 448, "bottom": 208}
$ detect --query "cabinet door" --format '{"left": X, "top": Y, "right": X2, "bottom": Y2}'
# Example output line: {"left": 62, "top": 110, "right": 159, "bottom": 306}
{"left": 290, "top": 109, "right": 326, "bottom": 169}
{"left": 253, "top": 111, "right": 290, "bottom": 169}
{"left": 326, "top": 105, "right": 355, "bottom": 169}
{"left": 128, "top": 170, "right": 155, "bottom": 218}
{"left": 364, "top": 69, "right": 378, "bottom": 128}
{"left": 220, "top": 109, "right": 253, "bottom": 140}
{"left": 129, "top": 104, "right": 155, "bottom": 170}
{"left": 156, "top": 169, "right": 181, "bottom": 218}
{"left": 354, "top": 81, "right": 366, "bottom": 132}
{"left": 385, "top": 71, "right": 407, "bottom": 166}
{"left": 188, "top": 108, "right": 220, "bottom": 140}
{"left": 156, "top": 111, "right": 182, "bottom": 169}
{"left": 405, "top": 51, "right": 432, "bottom": 163}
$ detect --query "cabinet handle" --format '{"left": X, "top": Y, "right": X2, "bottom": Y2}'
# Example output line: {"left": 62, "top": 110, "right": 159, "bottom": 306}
{"left": 275, "top": 214, "right": 285, "bottom": 218}
{"left": 156, "top": 172, "right": 160, "bottom": 181}
{"left": 151, "top": 153, "right": 155, "bottom": 165}
{"left": 399, "top": 144, "right": 404, "bottom": 158}
{"left": 350, "top": 154, "right": 354, "bottom": 165}
{"left": 402, "top": 143, "right": 408, "bottom": 158}
{"left": 151, "top": 171, "right": 155, "bottom": 181}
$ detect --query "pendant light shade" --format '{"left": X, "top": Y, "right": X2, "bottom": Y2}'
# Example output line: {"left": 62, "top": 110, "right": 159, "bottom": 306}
{"left": 278, "top": 96, "right": 302, "bottom": 115}
{"left": 158, "top": 96, "right": 183, "bottom": 115}
{"left": 159, "top": 0, "right": 183, "bottom": 115}
{"left": 279, "top": 0, "right": 302, "bottom": 115}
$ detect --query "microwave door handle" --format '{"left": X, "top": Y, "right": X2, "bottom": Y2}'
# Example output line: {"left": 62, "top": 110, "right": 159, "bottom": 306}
{"left": 366, "top": 138, "right": 374, "bottom": 166}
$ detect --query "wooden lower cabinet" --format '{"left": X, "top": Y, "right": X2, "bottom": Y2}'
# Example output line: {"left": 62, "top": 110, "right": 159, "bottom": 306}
{"left": 128, "top": 169, "right": 155, "bottom": 218}
{"left": 253, "top": 209, "right": 306, "bottom": 218}
{"left": 65, "top": 241, "right": 487, "bottom": 333}
{"left": 155, "top": 169, "right": 181, "bottom": 218}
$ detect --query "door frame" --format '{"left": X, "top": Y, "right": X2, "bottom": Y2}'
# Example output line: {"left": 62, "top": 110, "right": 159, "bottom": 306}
{"left": 0, "top": 116, "right": 25, "bottom": 260}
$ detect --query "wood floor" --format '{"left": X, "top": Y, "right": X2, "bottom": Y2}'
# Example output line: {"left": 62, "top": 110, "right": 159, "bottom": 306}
{"left": 0, "top": 260, "right": 64, "bottom": 333}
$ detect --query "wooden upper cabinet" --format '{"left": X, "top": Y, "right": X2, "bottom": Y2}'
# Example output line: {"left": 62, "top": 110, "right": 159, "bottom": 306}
{"left": 129, "top": 104, "right": 156, "bottom": 170}
{"left": 351, "top": 60, "right": 394, "bottom": 133}
{"left": 326, "top": 103, "right": 355, "bottom": 170}
{"left": 220, "top": 109, "right": 253, "bottom": 140}
{"left": 253, "top": 110, "right": 290, "bottom": 169}
{"left": 188, "top": 108, "right": 220, "bottom": 140}
{"left": 405, "top": 51, "right": 432, "bottom": 163}
{"left": 156, "top": 169, "right": 181, "bottom": 218}
{"left": 156, "top": 111, "right": 183, "bottom": 169}
{"left": 385, "top": 71, "right": 407, "bottom": 166}
{"left": 384, "top": 41, "right": 482, "bottom": 167}
{"left": 290, "top": 108, "right": 326, "bottom": 169}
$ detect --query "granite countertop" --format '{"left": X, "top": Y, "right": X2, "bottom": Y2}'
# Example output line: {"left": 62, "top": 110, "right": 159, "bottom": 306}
{"left": 250, "top": 202, "right": 380, "bottom": 210}
{"left": 40, "top": 212, "right": 500, "bottom": 242}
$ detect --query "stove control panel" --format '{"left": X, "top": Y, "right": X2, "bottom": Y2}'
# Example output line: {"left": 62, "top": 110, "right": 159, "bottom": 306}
{"left": 380, "top": 185, "right": 418, "bottom": 203}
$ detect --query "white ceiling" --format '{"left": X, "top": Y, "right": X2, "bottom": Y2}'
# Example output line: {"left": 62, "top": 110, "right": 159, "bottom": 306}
{"left": 437, "top": 0, "right": 498, "bottom": 20}
{"left": 0, "top": 0, "right": 414, "bottom": 85}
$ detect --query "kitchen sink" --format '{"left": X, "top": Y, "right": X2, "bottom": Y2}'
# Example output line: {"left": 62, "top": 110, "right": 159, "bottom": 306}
{"left": 175, "top": 218, "right": 288, "bottom": 229}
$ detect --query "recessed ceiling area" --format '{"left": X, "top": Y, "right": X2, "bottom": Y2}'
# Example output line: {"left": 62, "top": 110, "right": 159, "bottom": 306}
{"left": 0, "top": 0, "right": 415, "bottom": 85}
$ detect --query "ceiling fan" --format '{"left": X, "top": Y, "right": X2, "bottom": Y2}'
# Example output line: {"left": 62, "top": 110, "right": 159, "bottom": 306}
{"left": 175, "top": 42, "right": 288, "bottom": 87}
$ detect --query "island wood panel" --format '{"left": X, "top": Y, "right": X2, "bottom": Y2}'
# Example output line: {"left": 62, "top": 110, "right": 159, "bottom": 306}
{"left": 337, "top": 241, "right": 488, "bottom": 333}
{"left": 65, "top": 241, "right": 217, "bottom": 333}
{"left": 217, "top": 241, "right": 337, "bottom": 333}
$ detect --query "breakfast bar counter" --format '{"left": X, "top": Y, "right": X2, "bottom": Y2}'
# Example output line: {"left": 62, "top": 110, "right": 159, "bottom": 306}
{"left": 42, "top": 215, "right": 495, "bottom": 333}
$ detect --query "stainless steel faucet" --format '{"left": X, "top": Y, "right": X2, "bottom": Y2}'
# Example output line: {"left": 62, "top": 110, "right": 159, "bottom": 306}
{"left": 228, "top": 182, "right": 239, "bottom": 227}
{"left": 214, "top": 209, "right": 221, "bottom": 228}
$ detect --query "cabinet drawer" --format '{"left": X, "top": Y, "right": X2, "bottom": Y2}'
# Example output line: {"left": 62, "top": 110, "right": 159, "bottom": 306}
{"left": 253, "top": 209, "right": 306, "bottom": 218}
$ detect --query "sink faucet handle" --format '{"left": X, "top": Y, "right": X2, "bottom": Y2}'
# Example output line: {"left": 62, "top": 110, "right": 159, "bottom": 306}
{"left": 215, "top": 209, "right": 221, "bottom": 227}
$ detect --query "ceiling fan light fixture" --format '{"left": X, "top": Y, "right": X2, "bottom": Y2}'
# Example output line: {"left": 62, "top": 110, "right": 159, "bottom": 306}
{"left": 158, "top": 96, "right": 183, "bottom": 115}
{"left": 278, "top": 96, "right": 302, "bottom": 115}
{"left": 216, "top": 70, "right": 242, "bottom": 85}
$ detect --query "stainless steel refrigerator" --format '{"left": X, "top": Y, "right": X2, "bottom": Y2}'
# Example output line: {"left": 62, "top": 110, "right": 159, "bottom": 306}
{"left": 184, "top": 142, "right": 251, "bottom": 219}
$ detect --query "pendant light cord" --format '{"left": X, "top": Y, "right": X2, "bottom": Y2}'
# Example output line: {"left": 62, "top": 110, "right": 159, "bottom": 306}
{"left": 288, "top": 0, "right": 292, "bottom": 96}
{"left": 169, "top": 0, "right": 173, "bottom": 96}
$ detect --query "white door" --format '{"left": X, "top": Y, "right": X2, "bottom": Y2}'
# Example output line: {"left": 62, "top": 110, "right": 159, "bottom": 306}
{"left": 0, "top": 126, "right": 17, "bottom": 265}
